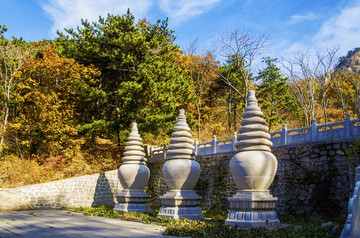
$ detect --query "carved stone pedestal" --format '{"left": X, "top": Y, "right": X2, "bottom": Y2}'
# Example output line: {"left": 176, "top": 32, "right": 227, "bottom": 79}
{"left": 225, "top": 190, "right": 279, "bottom": 228}
{"left": 114, "top": 189, "right": 151, "bottom": 213}
{"left": 158, "top": 190, "right": 203, "bottom": 220}
{"left": 113, "top": 122, "right": 150, "bottom": 213}
{"left": 226, "top": 90, "right": 280, "bottom": 228}
{"left": 158, "top": 109, "right": 203, "bottom": 220}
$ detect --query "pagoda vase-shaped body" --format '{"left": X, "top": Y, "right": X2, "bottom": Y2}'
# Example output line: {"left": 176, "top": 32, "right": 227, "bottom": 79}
{"left": 230, "top": 150, "right": 277, "bottom": 190}
{"left": 158, "top": 109, "right": 203, "bottom": 220}
{"left": 225, "top": 90, "right": 280, "bottom": 229}
{"left": 118, "top": 164, "right": 150, "bottom": 189}
{"left": 114, "top": 122, "right": 151, "bottom": 213}
{"left": 229, "top": 90, "right": 278, "bottom": 190}
{"left": 162, "top": 159, "right": 200, "bottom": 190}
{"left": 162, "top": 110, "right": 200, "bottom": 190}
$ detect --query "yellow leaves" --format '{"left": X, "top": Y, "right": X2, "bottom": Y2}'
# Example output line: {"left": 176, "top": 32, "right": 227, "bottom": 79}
{"left": 210, "top": 123, "right": 225, "bottom": 136}
{"left": 8, "top": 42, "right": 101, "bottom": 158}
{"left": 329, "top": 72, "right": 360, "bottom": 116}
{"left": 333, "top": 72, "right": 360, "bottom": 95}
{"left": 326, "top": 108, "right": 347, "bottom": 121}
{"left": 177, "top": 52, "right": 218, "bottom": 77}
{"left": 0, "top": 154, "right": 95, "bottom": 188}
{"left": 10, "top": 70, "right": 22, "bottom": 78}
{"left": 18, "top": 42, "right": 100, "bottom": 92}
{"left": 7, "top": 121, "right": 22, "bottom": 130}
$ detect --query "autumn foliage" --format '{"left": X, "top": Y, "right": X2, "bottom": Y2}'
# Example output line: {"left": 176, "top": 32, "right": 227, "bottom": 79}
{"left": 0, "top": 12, "right": 359, "bottom": 187}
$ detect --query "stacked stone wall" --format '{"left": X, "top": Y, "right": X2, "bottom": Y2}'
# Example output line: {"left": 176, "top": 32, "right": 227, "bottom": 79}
{"left": 271, "top": 140, "right": 358, "bottom": 216}
{"left": 195, "top": 155, "right": 236, "bottom": 210}
{"left": 2, "top": 140, "right": 358, "bottom": 215}
{"left": 146, "top": 161, "right": 167, "bottom": 206}
{"left": 8, "top": 170, "right": 122, "bottom": 209}
{"left": 147, "top": 140, "right": 359, "bottom": 216}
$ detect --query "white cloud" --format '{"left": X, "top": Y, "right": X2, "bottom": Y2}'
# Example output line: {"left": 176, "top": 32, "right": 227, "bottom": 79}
{"left": 42, "top": 0, "right": 154, "bottom": 37}
{"left": 157, "top": 0, "right": 221, "bottom": 24}
{"left": 313, "top": 1, "right": 360, "bottom": 56}
{"left": 288, "top": 13, "right": 318, "bottom": 24}
{"left": 42, "top": 0, "right": 221, "bottom": 38}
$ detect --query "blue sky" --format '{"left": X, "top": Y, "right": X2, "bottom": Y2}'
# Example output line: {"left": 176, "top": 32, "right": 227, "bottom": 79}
{"left": 1, "top": 0, "right": 360, "bottom": 69}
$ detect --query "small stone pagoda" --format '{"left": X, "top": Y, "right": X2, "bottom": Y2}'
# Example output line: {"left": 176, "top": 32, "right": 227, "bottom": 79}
{"left": 158, "top": 109, "right": 204, "bottom": 220}
{"left": 114, "top": 122, "right": 151, "bottom": 213}
{"left": 225, "top": 90, "right": 280, "bottom": 228}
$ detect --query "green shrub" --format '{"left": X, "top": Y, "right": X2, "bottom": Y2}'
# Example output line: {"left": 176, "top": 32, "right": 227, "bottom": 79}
{"left": 69, "top": 206, "right": 343, "bottom": 238}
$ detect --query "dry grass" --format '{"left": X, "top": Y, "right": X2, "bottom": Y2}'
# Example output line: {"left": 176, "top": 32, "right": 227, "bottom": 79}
{"left": 0, "top": 137, "right": 122, "bottom": 188}
{"left": 0, "top": 156, "right": 64, "bottom": 188}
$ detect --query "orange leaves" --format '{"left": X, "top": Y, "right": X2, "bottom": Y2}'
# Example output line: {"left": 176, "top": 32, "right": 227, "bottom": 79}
{"left": 178, "top": 51, "right": 218, "bottom": 78}
{"left": 176, "top": 51, "right": 220, "bottom": 136}
{"left": 12, "top": 41, "right": 100, "bottom": 157}
{"left": 330, "top": 72, "right": 360, "bottom": 118}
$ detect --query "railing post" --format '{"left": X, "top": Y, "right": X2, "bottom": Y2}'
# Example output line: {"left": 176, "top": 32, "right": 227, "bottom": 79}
{"left": 311, "top": 119, "right": 317, "bottom": 142}
{"left": 163, "top": 144, "right": 167, "bottom": 161}
{"left": 194, "top": 139, "right": 198, "bottom": 156}
{"left": 282, "top": 124, "right": 287, "bottom": 146}
{"left": 212, "top": 135, "right": 217, "bottom": 154}
{"left": 147, "top": 145, "right": 153, "bottom": 162}
{"left": 232, "top": 132, "right": 237, "bottom": 152}
{"left": 144, "top": 145, "right": 150, "bottom": 159}
{"left": 345, "top": 113, "right": 351, "bottom": 139}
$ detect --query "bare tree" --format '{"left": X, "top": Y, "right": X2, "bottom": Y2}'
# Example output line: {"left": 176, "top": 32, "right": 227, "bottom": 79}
{"left": 281, "top": 46, "right": 339, "bottom": 126}
{"left": 215, "top": 29, "right": 269, "bottom": 131}
{"left": 317, "top": 46, "right": 339, "bottom": 123}
{"left": 185, "top": 38, "right": 199, "bottom": 56}
{"left": 216, "top": 29, "right": 270, "bottom": 103}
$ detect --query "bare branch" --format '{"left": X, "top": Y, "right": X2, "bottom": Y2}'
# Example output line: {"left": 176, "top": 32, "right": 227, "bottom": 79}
{"left": 281, "top": 46, "right": 340, "bottom": 125}
{"left": 216, "top": 29, "right": 270, "bottom": 104}
{"left": 185, "top": 38, "right": 198, "bottom": 56}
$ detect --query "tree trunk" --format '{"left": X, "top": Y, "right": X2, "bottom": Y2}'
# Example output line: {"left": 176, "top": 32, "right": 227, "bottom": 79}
{"left": 0, "top": 90, "right": 10, "bottom": 156}
{"left": 196, "top": 98, "right": 201, "bottom": 139}
{"left": 233, "top": 99, "right": 237, "bottom": 132}
{"left": 228, "top": 87, "right": 232, "bottom": 131}
{"left": 0, "top": 103, "right": 9, "bottom": 154}
{"left": 117, "top": 129, "right": 121, "bottom": 147}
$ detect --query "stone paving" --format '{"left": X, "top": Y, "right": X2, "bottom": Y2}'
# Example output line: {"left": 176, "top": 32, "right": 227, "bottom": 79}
{"left": 0, "top": 209, "right": 173, "bottom": 238}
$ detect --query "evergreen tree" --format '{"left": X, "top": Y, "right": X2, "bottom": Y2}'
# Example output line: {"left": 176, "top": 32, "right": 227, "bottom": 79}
{"left": 56, "top": 11, "right": 195, "bottom": 143}
{"left": 256, "top": 57, "right": 301, "bottom": 131}
{"left": 216, "top": 54, "right": 248, "bottom": 132}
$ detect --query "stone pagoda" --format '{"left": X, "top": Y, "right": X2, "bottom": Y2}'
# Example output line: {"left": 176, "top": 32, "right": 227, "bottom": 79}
{"left": 114, "top": 122, "right": 151, "bottom": 213}
{"left": 158, "top": 109, "right": 204, "bottom": 220}
{"left": 225, "top": 90, "right": 280, "bottom": 228}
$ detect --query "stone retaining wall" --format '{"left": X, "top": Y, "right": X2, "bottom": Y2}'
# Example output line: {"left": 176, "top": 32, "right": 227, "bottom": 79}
{"left": 3, "top": 140, "right": 358, "bottom": 215}
{"left": 8, "top": 170, "right": 122, "bottom": 209}
{"left": 148, "top": 140, "right": 359, "bottom": 216}
{"left": 271, "top": 141, "right": 357, "bottom": 216}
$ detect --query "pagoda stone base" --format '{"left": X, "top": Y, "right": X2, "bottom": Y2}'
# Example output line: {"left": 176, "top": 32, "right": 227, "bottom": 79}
{"left": 158, "top": 190, "right": 204, "bottom": 220}
{"left": 114, "top": 203, "right": 151, "bottom": 213}
{"left": 113, "top": 189, "right": 151, "bottom": 213}
{"left": 225, "top": 190, "right": 280, "bottom": 229}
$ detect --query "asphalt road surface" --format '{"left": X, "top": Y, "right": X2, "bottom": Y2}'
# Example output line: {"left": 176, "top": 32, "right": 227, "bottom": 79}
{"left": 0, "top": 209, "right": 174, "bottom": 238}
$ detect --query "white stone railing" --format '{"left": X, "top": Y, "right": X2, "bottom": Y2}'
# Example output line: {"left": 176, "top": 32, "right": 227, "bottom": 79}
{"left": 270, "top": 113, "right": 360, "bottom": 148}
{"left": 341, "top": 166, "right": 360, "bottom": 237}
{"left": 149, "top": 113, "right": 360, "bottom": 161}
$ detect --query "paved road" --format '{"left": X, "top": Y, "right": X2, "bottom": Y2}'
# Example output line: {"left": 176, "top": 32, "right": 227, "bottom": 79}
{"left": 0, "top": 209, "right": 172, "bottom": 238}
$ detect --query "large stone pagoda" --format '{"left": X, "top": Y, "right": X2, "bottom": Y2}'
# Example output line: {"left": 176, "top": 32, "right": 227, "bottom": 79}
{"left": 114, "top": 122, "right": 151, "bottom": 213}
{"left": 225, "top": 90, "right": 280, "bottom": 228}
{"left": 158, "top": 109, "right": 204, "bottom": 220}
